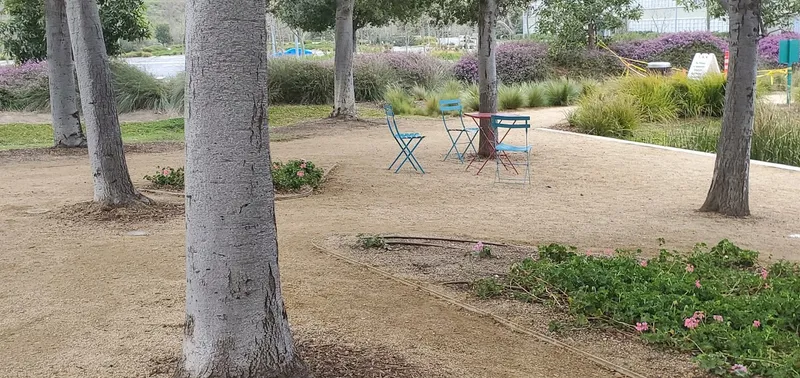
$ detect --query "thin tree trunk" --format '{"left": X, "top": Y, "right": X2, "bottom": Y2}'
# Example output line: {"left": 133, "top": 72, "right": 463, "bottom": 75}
{"left": 587, "top": 22, "right": 597, "bottom": 50}
{"left": 477, "top": 0, "right": 498, "bottom": 158}
{"left": 45, "top": 0, "right": 85, "bottom": 148}
{"left": 331, "top": 0, "right": 356, "bottom": 118}
{"left": 65, "top": 0, "right": 148, "bottom": 207}
{"left": 699, "top": 0, "right": 759, "bottom": 217}
{"left": 352, "top": 25, "right": 358, "bottom": 53}
{"left": 176, "top": 0, "right": 310, "bottom": 376}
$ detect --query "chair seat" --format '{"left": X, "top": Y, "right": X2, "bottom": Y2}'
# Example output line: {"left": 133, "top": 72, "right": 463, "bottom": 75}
{"left": 396, "top": 132, "right": 423, "bottom": 139}
{"left": 496, "top": 143, "right": 532, "bottom": 152}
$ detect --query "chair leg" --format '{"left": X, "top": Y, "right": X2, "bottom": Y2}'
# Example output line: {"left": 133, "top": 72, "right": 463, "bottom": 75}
{"left": 388, "top": 138, "right": 407, "bottom": 170}
{"left": 396, "top": 138, "right": 424, "bottom": 174}
{"left": 464, "top": 131, "right": 478, "bottom": 155}
{"left": 444, "top": 131, "right": 462, "bottom": 162}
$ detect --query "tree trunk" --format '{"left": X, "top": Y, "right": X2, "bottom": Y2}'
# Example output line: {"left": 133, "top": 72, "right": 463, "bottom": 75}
{"left": 176, "top": 0, "right": 310, "bottom": 376}
{"left": 352, "top": 25, "right": 358, "bottom": 53}
{"left": 699, "top": 0, "right": 760, "bottom": 217}
{"left": 477, "top": 0, "right": 498, "bottom": 158}
{"left": 587, "top": 22, "right": 597, "bottom": 50}
{"left": 65, "top": 0, "right": 148, "bottom": 207}
{"left": 331, "top": 0, "right": 356, "bottom": 118}
{"left": 45, "top": 0, "right": 85, "bottom": 148}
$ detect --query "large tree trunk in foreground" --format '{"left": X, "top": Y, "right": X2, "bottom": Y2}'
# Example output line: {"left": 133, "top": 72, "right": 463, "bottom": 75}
{"left": 176, "top": 0, "right": 310, "bottom": 376}
{"left": 331, "top": 0, "right": 356, "bottom": 118}
{"left": 477, "top": 0, "right": 498, "bottom": 158}
{"left": 66, "top": 0, "right": 148, "bottom": 207}
{"left": 45, "top": 0, "right": 85, "bottom": 148}
{"left": 700, "top": 0, "right": 759, "bottom": 217}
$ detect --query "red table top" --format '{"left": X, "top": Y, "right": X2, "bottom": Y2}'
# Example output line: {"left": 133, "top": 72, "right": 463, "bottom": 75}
{"left": 464, "top": 112, "right": 514, "bottom": 119}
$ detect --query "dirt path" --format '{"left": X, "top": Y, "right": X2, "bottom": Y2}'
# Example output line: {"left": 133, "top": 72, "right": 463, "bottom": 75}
{"left": 1, "top": 107, "right": 799, "bottom": 377}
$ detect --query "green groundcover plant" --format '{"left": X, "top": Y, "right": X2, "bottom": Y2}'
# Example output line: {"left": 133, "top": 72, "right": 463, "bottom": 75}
{"left": 143, "top": 159, "right": 324, "bottom": 193}
{"left": 474, "top": 240, "right": 800, "bottom": 377}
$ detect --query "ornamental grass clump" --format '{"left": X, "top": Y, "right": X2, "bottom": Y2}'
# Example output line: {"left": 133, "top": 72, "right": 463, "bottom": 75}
{"left": 476, "top": 239, "right": 800, "bottom": 377}
{"left": 568, "top": 92, "right": 641, "bottom": 137}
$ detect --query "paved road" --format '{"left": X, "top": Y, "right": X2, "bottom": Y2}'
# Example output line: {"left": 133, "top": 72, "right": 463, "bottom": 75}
{"left": 124, "top": 55, "right": 185, "bottom": 79}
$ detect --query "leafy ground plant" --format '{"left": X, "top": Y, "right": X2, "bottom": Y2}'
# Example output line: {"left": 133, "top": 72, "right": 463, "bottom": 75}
{"left": 144, "top": 166, "right": 184, "bottom": 189}
{"left": 357, "top": 234, "right": 386, "bottom": 249}
{"left": 475, "top": 240, "right": 800, "bottom": 377}
{"left": 272, "top": 159, "right": 324, "bottom": 193}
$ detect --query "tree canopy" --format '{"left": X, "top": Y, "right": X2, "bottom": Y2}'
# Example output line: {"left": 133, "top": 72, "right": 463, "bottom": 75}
{"left": 0, "top": 0, "right": 150, "bottom": 62}
{"left": 274, "top": 0, "right": 429, "bottom": 32}
{"left": 154, "top": 23, "right": 172, "bottom": 44}
{"left": 678, "top": 0, "right": 800, "bottom": 31}
{"left": 425, "top": 0, "right": 530, "bottom": 25}
{"left": 533, "top": 0, "right": 642, "bottom": 49}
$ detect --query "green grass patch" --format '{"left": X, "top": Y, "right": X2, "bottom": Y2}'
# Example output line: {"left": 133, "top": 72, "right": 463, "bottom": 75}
{"left": 476, "top": 240, "right": 800, "bottom": 377}
{"left": 0, "top": 105, "right": 384, "bottom": 150}
{"left": 628, "top": 104, "right": 800, "bottom": 167}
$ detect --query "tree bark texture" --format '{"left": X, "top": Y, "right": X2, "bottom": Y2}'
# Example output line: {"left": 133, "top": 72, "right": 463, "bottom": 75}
{"left": 45, "top": 0, "right": 85, "bottom": 148}
{"left": 331, "top": 0, "right": 356, "bottom": 118}
{"left": 477, "top": 0, "right": 498, "bottom": 158}
{"left": 65, "top": 0, "right": 147, "bottom": 207}
{"left": 587, "top": 22, "right": 597, "bottom": 50}
{"left": 699, "top": 0, "right": 759, "bottom": 217}
{"left": 177, "top": 0, "right": 309, "bottom": 376}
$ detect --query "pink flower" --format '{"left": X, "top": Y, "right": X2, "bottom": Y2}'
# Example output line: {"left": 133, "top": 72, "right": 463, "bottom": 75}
{"left": 693, "top": 311, "right": 705, "bottom": 320}
{"left": 685, "top": 264, "right": 695, "bottom": 273}
{"left": 585, "top": 250, "right": 591, "bottom": 256}
{"left": 162, "top": 168, "right": 171, "bottom": 175}
{"left": 296, "top": 171, "right": 305, "bottom": 177}
{"left": 713, "top": 315, "right": 724, "bottom": 322}
{"left": 730, "top": 364, "right": 748, "bottom": 375}
{"left": 634, "top": 322, "right": 649, "bottom": 332}
{"left": 695, "top": 280, "right": 702, "bottom": 288}
{"left": 639, "top": 260, "right": 648, "bottom": 267}
{"left": 760, "top": 268, "right": 769, "bottom": 280}
{"left": 604, "top": 249, "right": 613, "bottom": 256}
{"left": 753, "top": 320, "right": 761, "bottom": 328}
{"left": 300, "top": 163, "right": 307, "bottom": 169}
{"left": 684, "top": 317, "right": 699, "bottom": 329}
{"left": 473, "top": 241, "right": 484, "bottom": 252}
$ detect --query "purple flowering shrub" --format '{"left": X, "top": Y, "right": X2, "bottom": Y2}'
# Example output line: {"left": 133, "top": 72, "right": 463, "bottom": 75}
{"left": 453, "top": 54, "right": 479, "bottom": 82}
{"left": 613, "top": 32, "right": 728, "bottom": 68}
{"left": 758, "top": 32, "right": 800, "bottom": 67}
{"left": 454, "top": 41, "right": 551, "bottom": 84}
{"left": 0, "top": 62, "right": 50, "bottom": 111}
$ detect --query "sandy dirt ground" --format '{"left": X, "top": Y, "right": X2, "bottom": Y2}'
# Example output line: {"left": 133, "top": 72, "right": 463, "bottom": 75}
{"left": 1, "top": 106, "right": 799, "bottom": 378}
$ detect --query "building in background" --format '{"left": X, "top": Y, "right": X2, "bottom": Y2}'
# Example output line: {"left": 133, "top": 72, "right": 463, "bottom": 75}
{"left": 628, "top": 0, "right": 727, "bottom": 33}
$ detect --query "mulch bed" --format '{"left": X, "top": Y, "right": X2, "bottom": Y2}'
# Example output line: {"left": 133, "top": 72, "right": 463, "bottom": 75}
{"left": 147, "top": 334, "right": 447, "bottom": 378}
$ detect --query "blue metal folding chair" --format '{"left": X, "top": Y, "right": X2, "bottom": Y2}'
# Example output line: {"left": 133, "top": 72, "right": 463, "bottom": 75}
{"left": 490, "top": 115, "right": 532, "bottom": 185}
{"left": 439, "top": 99, "right": 478, "bottom": 163}
{"left": 385, "top": 104, "right": 425, "bottom": 174}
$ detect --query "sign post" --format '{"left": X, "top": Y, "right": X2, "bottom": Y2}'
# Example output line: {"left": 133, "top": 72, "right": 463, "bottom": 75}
{"left": 778, "top": 39, "right": 800, "bottom": 104}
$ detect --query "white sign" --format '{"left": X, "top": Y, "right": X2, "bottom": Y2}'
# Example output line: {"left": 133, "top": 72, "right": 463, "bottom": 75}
{"left": 687, "top": 53, "right": 721, "bottom": 80}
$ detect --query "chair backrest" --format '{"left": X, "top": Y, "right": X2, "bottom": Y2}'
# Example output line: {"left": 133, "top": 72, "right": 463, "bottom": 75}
{"left": 439, "top": 99, "right": 464, "bottom": 130}
{"left": 439, "top": 99, "right": 463, "bottom": 114}
{"left": 490, "top": 115, "right": 531, "bottom": 130}
{"left": 491, "top": 114, "right": 531, "bottom": 147}
{"left": 384, "top": 104, "right": 400, "bottom": 136}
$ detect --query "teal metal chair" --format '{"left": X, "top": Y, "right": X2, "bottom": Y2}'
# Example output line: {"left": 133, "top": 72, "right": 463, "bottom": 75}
{"left": 385, "top": 104, "right": 425, "bottom": 174}
{"left": 439, "top": 99, "right": 478, "bottom": 163}
{"left": 490, "top": 115, "right": 532, "bottom": 185}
